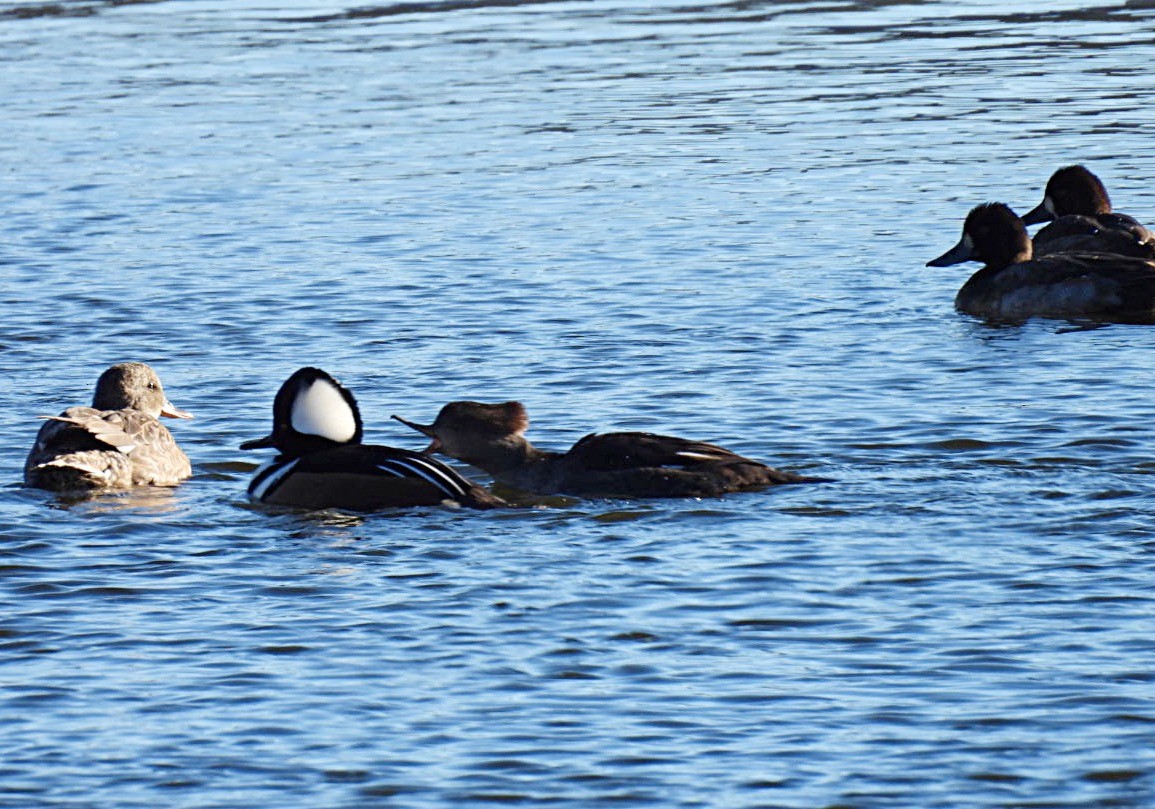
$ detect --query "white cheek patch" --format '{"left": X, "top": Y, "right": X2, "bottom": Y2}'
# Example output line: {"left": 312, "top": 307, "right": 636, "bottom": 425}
{"left": 291, "top": 380, "right": 357, "bottom": 442}
{"left": 963, "top": 233, "right": 974, "bottom": 251}
{"left": 1044, "top": 196, "right": 1056, "bottom": 217}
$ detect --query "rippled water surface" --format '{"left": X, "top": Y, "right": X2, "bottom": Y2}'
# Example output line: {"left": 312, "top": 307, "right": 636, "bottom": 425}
{"left": 4, "top": 0, "right": 1155, "bottom": 806}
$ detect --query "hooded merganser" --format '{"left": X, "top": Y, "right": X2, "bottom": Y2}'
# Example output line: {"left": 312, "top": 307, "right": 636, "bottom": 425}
{"left": 1022, "top": 165, "right": 1154, "bottom": 258}
{"left": 241, "top": 367, "right": 504, "bottom": 511}
{"left": 393, "top": 401, "right": 830, "bottom": 499}
{"left": 928, "top": 202, "right": 1155, "bottom": 322}
{"left": 25, "top": 362, "right": 193, "bottom": 492}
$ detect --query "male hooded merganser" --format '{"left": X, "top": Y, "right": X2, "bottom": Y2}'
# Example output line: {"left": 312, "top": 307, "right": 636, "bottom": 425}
{"left": 393, "top": 401, "right": 829, "bottom": 499}
{"left": 240, "top": 367, "right": 504, "bottom": 511}
{"left": 25, "top": 362, "right": 193, "bottom": 492}
{"left": 928, "top": 202, "right": 1155, "bottom": 322}
{"left": 1022, "top": 165, "right": 1154, "bottom": 258}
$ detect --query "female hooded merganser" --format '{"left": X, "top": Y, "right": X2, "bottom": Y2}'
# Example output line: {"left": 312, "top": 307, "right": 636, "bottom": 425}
{"left": 393, "top": 401, "right": 829, "bottom": 499}
{"left": 25, "top": 362, "right": 193, "bottom": 492}
{"left": 1022, "top": 165, "right": 1154, "bottom": 258}
{"left": 240, "top": 367, "right": 504, "bottom": 511}
{"left": 928, "top": 202, "right": 1155, "bottom": 322}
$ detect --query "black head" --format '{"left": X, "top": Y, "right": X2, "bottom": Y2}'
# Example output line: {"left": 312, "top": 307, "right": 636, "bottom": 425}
{"left": 928, "top": 203, "right": 1032, "bottom": 271}
{"left": 1022, "top": 165, "right": 1112, "bottom": 224}
{"left": 241, "top": 367, "right": 363, "bottom": 456}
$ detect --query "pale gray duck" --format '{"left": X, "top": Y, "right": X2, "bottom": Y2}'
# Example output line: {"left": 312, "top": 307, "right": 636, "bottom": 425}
{"left": 25, "top": 362, "right": 193, "bottom": 492}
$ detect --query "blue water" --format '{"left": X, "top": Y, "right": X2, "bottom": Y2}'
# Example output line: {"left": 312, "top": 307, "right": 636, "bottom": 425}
{"left": 4, "top": 0, "right": 1155, "bottom": 806}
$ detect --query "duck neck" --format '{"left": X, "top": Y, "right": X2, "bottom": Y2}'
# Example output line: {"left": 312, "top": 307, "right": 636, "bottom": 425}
{"left": 981, "top": 242, "right": 1032, "bottom": 274}
{"left": 467, "top": 436, "right": 553, "bottom": 479}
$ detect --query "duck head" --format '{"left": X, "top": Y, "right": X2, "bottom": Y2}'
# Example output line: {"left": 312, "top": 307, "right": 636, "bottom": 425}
{"left": 241, "top": 367, "right": 363, "bottom": 457}
{"left": 94, "top": 362, "right": 192, "bottom": 420}
{"left": 1022, "top": 165, "right": 1112, "bottom": 224}
{"left": 928, "top": 202, "right": 1033, "bottom": 271}
{"left": 393, "top": 401, "right": 529, "bottom": 467}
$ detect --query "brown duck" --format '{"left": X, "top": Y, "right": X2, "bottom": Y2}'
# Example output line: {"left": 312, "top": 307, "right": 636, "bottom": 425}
{"left": 1023, "top": 165, "right": 1154, "bottom": 258}
{"left": 394, "top": 401, "right": 830, "bottom": 499}
{"left": 928, "top": 202, "right": 1155, "bottom": 322}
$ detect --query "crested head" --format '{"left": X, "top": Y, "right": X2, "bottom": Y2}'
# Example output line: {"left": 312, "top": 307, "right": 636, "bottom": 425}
{"left": 92, "top": 362, "right": 192, "bottom": 420}
{"left": 394, "top": 400, "right": 532, "bottom": 472}
{"left": 433, "top": 401, "right": 529, "bottom": 439}
{"left": 286, "top": 368, "right": 361, "bottom": 443}
{"left": 242, "top": 367, "right": 362, "bottom": 453}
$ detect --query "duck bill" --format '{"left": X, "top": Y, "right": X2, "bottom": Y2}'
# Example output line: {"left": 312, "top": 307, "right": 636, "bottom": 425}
{"left": 927, "top": 236, "right": 975, "bottom": 267}
{"left": 240, "top": 433, "right": 277, "bottom": 451}
{"left": 391, "top": 415, "right": 442, "bottom": 455}
{"left": 1021, "top": 200, "right": 1052, "bottom": 225}
{"left": 391, "top": 414, "right": 435, "bottom": 437}
{"left": 161, "top": 399, "right": 194, "bottom": 419}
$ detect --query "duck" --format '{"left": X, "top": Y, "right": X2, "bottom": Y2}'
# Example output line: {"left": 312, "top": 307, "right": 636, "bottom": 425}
{"left": 25, "top": 362, "right": 193, "bottom": 492}
{"left": 927, "top": 202, "right": 1155, "bottom": 322}
{"left": 240, "top": 367, "right": 505, "bottom": 511}
{"left": 1022, "top": 165, "right": 1154, "bottom": 258}
{"left": 392, "top": 401, "right": 830, "bottom": 499}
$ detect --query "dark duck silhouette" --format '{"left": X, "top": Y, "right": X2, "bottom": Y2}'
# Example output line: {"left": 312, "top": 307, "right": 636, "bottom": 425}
{"left": 1022, "top": 165, "right": 1154, "bottom": 258}
{"left": 393, "top": 401, "right": 829, "bottom": 500}
{"left": 928, "top": 202, "right": 1155, "bottom": 323}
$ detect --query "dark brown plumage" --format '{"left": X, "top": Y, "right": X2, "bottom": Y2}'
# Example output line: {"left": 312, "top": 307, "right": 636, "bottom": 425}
{"left": 928, "top": 202, "right": 1155, "bottom": 323}
{"left": 1022, "top": 165, "right": 1154, "bottom": 258}
{"left": 394, "top": 401, "right": 829, "bottom": 500}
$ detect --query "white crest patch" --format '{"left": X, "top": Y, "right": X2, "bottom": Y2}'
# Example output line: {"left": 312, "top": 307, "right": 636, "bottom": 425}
{"left": 290, "top": 379, "right": 357, "bottom": 442}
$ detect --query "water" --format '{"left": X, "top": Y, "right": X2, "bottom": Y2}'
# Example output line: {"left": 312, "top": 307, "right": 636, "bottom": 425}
{"left": 3, "top": 0, "right": 1155, "bottom": 806}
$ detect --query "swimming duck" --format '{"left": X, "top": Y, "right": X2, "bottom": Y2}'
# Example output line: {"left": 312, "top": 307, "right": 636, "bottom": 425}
{"left": 1022, "top": 165, "right": 1154, "bottom": 258}
{"left": 25, "top": 362, "right": 193, "bottom": 492}
{"left": 393, "top": 401, "right": 829, "bottom": 499}
{"left": 240, "top": 367, "right": 504, "bottom": 511}
{"left": 928, "top": 202, "right": 1155, "bottom": 322}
